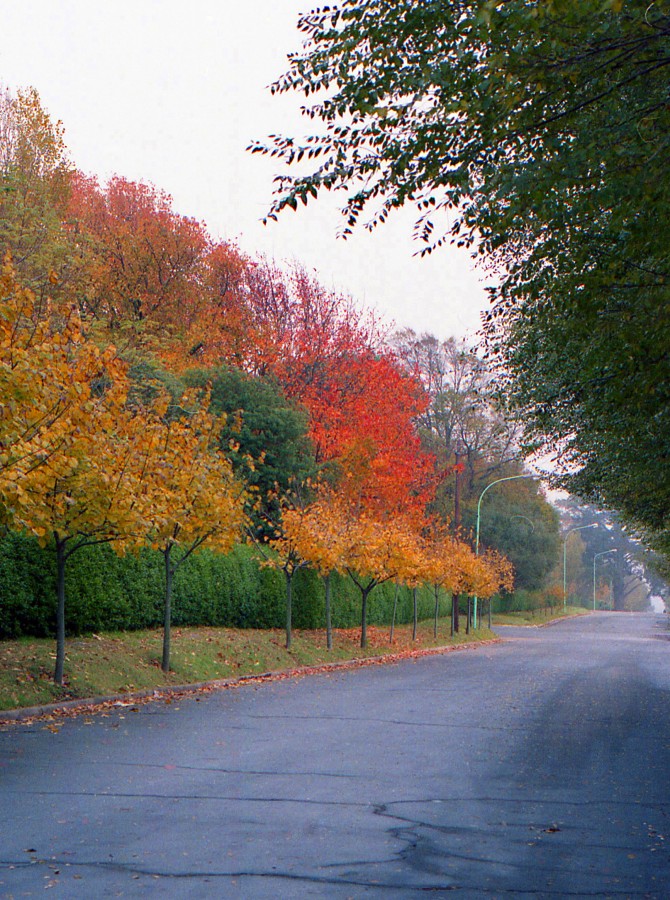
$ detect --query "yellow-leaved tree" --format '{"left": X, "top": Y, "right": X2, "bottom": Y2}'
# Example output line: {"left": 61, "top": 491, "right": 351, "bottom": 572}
{"left": 340, "top": 510, "right": 420, "bottom": 649}
{"left": 0, "top": 258, "right": 143, "bottom": 685}
{"left": 281, "top": 486, "right": 348, "bottom": 649}
{"left": 0, "top": 257, "right": 123, "bottom": 504}
{"left": 0, "top": 88, "right": 75, "bottom": 305}
{"left": 468, "top": 548, "right": 515, "bottom": 629}
{"left": 256, "top": 485, "right": 314, "bottom": 650}
{"left": 392, "top": 520, "right": 428, "bottom": 642}
{"left": 133, "top": 394, "right": 248, "bottom": 672}
{"left": 423, "top": 524, "right": 480, "bottom": 638}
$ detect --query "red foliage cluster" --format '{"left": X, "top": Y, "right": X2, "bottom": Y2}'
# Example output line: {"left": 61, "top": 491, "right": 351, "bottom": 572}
{"left": 64, "top": 173, "right": 437, "bottom": 517}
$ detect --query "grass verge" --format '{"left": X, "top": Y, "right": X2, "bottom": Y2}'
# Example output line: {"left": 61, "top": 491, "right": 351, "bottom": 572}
{"left": 492, "top": 605, "right": 592, "bottom": 626}
{"left": 1, "top": 618, "right": 497, "bottom": 714}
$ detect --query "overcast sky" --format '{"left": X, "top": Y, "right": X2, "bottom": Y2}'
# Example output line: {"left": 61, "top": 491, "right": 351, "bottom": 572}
{"left": 1, "top": 1, "right": 490, "bottom": 339}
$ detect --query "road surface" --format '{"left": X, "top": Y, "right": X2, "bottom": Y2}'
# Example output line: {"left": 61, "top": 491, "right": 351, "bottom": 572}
{"left": 2, "top": 612, "right": 669, "bottom": 897}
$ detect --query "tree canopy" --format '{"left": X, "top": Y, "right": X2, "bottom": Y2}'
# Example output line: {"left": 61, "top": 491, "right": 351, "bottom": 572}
{"left": 7, "top": 69, "right": 639, "bottom": 662}
{"left": 252, "top": 0, "right": 670, "bottom": 557}
{"left": 187, "top": 365, "right": 316, "bottom": 535}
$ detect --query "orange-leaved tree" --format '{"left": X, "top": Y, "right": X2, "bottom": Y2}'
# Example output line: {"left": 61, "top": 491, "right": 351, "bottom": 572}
{"left": 242, "top": 262, "right": 437, "bottom": 518}
{"left": 391, "top": 520, "right": 429, "bottom": 641}
{"left": 423, "top": 525, "right": 481, "bottom": 638}
{"left": 66, "top": 174, "right": 209, "bottom": 353}
{"left": 339, "top": 510, "right": 422, "bottom": 648}
{"left": 255, "top": 484, "right": 316, "bottom": 650}
{"left": 468, "top": 548, "right": 515, "bottom": 629}
{"left": 280, "top": 486, "right": 348, "bottom": 649}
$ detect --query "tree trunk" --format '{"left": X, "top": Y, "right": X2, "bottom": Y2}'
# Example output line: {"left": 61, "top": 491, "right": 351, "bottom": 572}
{"left": 466, "top": 595, "right": 471, "bottom": 634}
{"left": 54, "top": 537, "right": 67, "bottom": 686}
{"left": 450, "top": 592, "right": 454, "bottom": 637}
{"left": 389, "top": 583, "right": 400, "bottom": 644}
{"left": 360, "top": 586, "right": 371, "bottom": 648}
{"left": 324, "top": 572, "right": 332, "bottom": 650}
{"left": 433, "top": 585, "right": 440, "bottom": 638}
{"left": 162, "top": 546, "right": 173, "bottom": 673}
{"left": 412, "top": 587, "right": 418, "bottom": 641}
{"left": 285, "top": 570, "right": 293, "bottom": 650}
{"left": 453, "top": 592, "right": 460, "bottom": 634}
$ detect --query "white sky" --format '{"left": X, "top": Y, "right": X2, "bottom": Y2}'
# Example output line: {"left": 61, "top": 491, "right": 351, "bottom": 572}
{"left": 1, "top": 0, "right": 489, "bottom": 339}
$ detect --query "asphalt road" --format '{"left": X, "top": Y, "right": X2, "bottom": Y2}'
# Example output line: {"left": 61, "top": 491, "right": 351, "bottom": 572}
{"left": 2, "top": 612, "right": 670, "bottom": 898}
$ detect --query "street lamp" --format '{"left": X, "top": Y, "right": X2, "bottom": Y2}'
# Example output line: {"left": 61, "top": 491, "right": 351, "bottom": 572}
{"left": 474, "top": 474, "right": 536, "bottom": 630}
{"left": 563, "top": 523, "right": 597, "bottom": 610}
{"left": 593, "top": 549, "right": 617, "bottom": 610}
{"left": 510, "top": 514, "right": 535, "bottom": 532}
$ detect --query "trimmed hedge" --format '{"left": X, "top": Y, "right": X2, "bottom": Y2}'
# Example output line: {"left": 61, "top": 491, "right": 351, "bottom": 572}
{"left": 491, "top": 589, "right": 561, "bottom": 614}
{"left": 0, "top": 532, "right": 444, "bottom": 639}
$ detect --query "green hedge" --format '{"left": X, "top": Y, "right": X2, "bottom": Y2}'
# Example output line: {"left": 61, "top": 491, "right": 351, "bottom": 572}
{"left": 491, "top": 589, "right": 561, "bottom": 614}
{"left": 0, "top": 532, "right": 443, "bottom": 639}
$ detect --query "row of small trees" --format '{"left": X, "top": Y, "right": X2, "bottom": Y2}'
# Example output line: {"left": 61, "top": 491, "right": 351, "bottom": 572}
{"left": 263, "top": 488, "right": 513, "bottom": 650}
{"left": 1, "top": 258, "right": 513, "bottom": 684}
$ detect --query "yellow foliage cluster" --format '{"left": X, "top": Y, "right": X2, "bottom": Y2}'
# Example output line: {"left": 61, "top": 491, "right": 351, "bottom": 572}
{"left": 279, "top": 487, "right": 513, "bottom": 599}
{"left": 0, "top": 257, "right": 127, "bottom": 533}
{"left": 131, "top": 395, "right": 248, "bottom": 558}
{"left": 0, "top": 259, "right": 248, "bottom": 557}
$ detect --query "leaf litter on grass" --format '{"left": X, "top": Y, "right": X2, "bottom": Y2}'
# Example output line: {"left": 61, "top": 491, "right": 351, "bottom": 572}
{"left": 0, "top": 620, "right": 500, "bottom": 725}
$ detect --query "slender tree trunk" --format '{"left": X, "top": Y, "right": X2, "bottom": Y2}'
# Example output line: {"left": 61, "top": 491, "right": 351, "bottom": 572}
{"left": 389, "top": 583, "right": 400, "bottom": 644}
{"left": 466, "top": 596, "right": 471, "bottom": 634}
{"left": 360, "top": 586, "right": 371, "bottom": 648}
{"left": 450, "top": 592, "right": 454, "bottom": 637}
{"left": 412, "top": 587, "right": 418, "bottom": 641}
{"left": 54, "top": 536, "right": 67, "bottom": 686}
{"left": 162, "top": 546, "right": 173, "bottom": 673}
{"left": 324, "top": 572, "right": 332, "bottom": 650}
{"left": 433, "top": 584, "right": 440, "bottom": 638}
{"left": 285, "top": 570, "right": 293, "bottom": 650}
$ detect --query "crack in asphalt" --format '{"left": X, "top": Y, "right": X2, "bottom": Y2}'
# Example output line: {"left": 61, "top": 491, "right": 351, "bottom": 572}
{"left": 245, "top": 712, "right": 533, "bottom": 731}
{"left": 4, "top": 788, "right": 669, "bottom": 815}
{"left": 380, "top": 796, "right": 670, "bottom": 813}
{"left": 4, "top": 801, "right": 666, "bottom": 896}
{"left": 1, "top": 857, "right": 656, "bottom": 896}
{"left": 0, "top": 788, "right": 373, "bottom": 805}
{"left": 0, "top": 857, "right": 457, "bottom": 891}
{"left": 368, "top": 803, "right": 670, "bottom": 889}
{"left": 16, "top": 760, "right": 364, "bottom": 778}
{"left": 381, "top": 812, "right": 665, "bottom": 862}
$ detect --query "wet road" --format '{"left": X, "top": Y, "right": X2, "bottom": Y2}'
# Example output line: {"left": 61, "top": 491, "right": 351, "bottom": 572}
{"left": 2, "top": 612, "right": 670, "bottom": 897}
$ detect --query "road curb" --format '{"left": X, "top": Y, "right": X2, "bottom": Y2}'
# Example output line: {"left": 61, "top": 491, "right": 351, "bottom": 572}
{"left": 495, "top": 612, "right": 594, "bottom": 629}
{"left": 0, "top": 638, "right": 501, "bottom": 725}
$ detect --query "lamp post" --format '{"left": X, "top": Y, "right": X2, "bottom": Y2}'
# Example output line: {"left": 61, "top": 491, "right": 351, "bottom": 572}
{"left": 563, "top": 523, "right": 597, "bottom": 610}
{"left": 452, "top": 445, "right": 464, "bottom": 635}
{"left": 510, "top": 514, "right": 535, "bottom": 532}
{"left": 593, "top": 549, "right": 617, "bottom": 610}
{"left": 474, "top": 474, "right": 536, "bottom": 630}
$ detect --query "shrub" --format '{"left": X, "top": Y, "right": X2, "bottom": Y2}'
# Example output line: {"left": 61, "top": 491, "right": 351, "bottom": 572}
{"left": 0, "top": 531, "right": 443, "bottom": 639}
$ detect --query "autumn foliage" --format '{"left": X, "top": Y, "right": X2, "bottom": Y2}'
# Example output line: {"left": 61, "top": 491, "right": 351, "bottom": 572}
{"left": 0, "top": 255, "right": 128, "bottom": 526}
{"left": 0, "top": 86, "right": 517, "bottom": 672}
